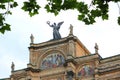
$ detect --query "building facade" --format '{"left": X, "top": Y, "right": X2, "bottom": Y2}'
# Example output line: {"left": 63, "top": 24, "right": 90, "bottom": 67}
{"left": 1, "top": 26, "right": 120, "bottom": 80}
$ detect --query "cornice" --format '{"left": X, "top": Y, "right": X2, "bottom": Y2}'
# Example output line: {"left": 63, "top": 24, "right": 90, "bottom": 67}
{"left": 25, "top": 67, "right": 41, "bottom": 73}
{"left": 100, "top": 54, "right": 120, "bottom": 63}
{"left": 98, "top": 64, "right": 120, "bottom": 74}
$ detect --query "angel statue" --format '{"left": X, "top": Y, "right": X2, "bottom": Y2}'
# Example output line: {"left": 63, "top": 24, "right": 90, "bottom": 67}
{"left": 47, "top": 21, "right": 64, "bottom": 40}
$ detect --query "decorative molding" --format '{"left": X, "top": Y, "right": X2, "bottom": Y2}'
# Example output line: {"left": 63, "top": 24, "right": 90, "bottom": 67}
{"left": 98, "top": 64, "right": 120, "bottom": 73}
{"left": 25, "top": 67, "right": 41, "bottom": 73}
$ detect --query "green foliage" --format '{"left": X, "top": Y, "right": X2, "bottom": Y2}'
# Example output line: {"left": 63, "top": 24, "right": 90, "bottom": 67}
{"left": 43, "top": 0, "right": 111, "bottom": 25}
{"left": 21, "top": 0, "right": 41, "bottom": 17}
{"left": 118, "top": 16, "right": 120, "bottom": 25}
{"left": 0, "top": 23, "right": 11, "bottom": 34}
{"left": 76, "top": 2, "right": 89, "bottom": 14}
{"left": 10, "top": 2, "right": 18, "bottom": 8}
{"left": 0, "top": 0, "right": 120, "bottom": 34}
{"left": 62, "top": 0, "right": 77, "bottom": 10}
{"left": 0, "top": 0, "right": 18, "bottom": 34}
{"left": 45, "top": 0, "right": 63, "bottom": 16}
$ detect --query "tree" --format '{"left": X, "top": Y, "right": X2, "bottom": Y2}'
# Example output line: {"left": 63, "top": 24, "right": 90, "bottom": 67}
{"left": 0, "top": 0, "right": 120, "bottom": 34}
{"left": 0, "top": 0, "right": 18, "bottom": 34}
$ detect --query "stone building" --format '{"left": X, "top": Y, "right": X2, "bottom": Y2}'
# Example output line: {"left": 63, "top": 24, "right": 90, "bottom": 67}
{"left": 0, "top": 25, "right": 120, "bottom": 80}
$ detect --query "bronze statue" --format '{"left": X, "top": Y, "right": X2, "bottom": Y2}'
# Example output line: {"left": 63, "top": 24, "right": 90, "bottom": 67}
{"left": 47, "top": 21, "right": 64, "bottom": 40}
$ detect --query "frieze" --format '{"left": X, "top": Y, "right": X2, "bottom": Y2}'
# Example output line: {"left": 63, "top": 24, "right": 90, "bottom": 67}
{"left": 36, "top": 43, "right": 68, "bottom": 58}
{"left": 40, "top": 67, "right": 65, "bottom": 77}
{"left": 41, "top": 74, "right": 65, "bottom": 80}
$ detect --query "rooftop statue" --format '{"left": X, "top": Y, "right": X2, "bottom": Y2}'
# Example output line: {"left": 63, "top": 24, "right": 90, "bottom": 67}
{"left": 69, "top": 24, "right": 73, "bottom": 36}
{"left": 47, "top": 21, "right": 64, "bottom": 40}
{"left": 11, "top": 62, "right": 15, "bottom": 72}
{"left": 30, "top": 34, "right": 34, "bottom": 44}
{"left": 94, "top": 43, "right": 99, "bottom": 53}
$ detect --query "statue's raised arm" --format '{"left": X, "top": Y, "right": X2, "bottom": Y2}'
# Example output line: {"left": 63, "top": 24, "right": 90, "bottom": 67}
{"left": 47, "top": 21, "right": 53, "bottom": 27}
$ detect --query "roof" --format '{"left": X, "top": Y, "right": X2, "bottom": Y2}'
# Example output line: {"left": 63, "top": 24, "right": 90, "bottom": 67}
{"left": 100, "top": 54, "right": 120, "bottom": 63}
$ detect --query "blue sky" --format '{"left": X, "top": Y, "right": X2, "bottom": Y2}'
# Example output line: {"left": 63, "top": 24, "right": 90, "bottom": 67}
{"left": 0, "top": 0, "right": 120, "bottom": 78}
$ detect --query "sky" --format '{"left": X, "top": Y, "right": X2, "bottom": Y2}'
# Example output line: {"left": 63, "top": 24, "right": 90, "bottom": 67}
{"left": 0, "top": 0, "right": 120, "bottom": 78}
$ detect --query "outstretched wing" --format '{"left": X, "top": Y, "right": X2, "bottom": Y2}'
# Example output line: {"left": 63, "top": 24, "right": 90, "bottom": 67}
{"left": 57, "top": 21, "right": 64, "bottom": 29}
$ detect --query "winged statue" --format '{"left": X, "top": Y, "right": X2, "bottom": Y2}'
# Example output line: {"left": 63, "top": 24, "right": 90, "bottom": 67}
{"left": 47, "top": 21, "right": 64, "bottom": 40}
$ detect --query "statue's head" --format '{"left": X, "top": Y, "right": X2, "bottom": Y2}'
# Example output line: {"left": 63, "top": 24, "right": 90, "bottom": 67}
{"left": 54, "top": 23, "right": 56, "bottom": 26}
